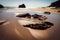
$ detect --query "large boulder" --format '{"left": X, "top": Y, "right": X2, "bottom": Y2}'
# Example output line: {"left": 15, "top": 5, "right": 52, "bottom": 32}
{"left": 0, "top": 4, "right": 4, "bottom": 8}
{"left": 18, "top": 4, "right": 26, "bottom": 8}
{"left": 49, "top": 0, "right": 60, "bottom": 8}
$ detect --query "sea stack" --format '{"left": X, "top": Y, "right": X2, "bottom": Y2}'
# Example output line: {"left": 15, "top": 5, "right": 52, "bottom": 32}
{"left": 49, "top": 0, "right": 60, "bottom": 8}
{"left": 0, "top": 4, "right": 4, "bottom": 8}
{"left": 18, "top": 4, "right": 26, "bottom": 8}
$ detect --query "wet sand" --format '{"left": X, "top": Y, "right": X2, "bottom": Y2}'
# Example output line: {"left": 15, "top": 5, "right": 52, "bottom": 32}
{"left": 30, "top": 8, "right": 60, "bottom": 14}
{"left": 0, "top": 9, "right": 60, "bottom": 40}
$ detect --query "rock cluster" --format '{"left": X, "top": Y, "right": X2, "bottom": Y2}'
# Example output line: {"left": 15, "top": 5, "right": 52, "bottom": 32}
{"left": 16, "top": 13, "right": 47, "bottom": 20}
{"left": 16, "top": 13, "right": 54, "bottom": 30}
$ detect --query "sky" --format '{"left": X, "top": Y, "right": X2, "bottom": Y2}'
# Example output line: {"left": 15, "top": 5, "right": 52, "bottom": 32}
{"left": 0, "top": 0, "right": 57, "bottom": 8}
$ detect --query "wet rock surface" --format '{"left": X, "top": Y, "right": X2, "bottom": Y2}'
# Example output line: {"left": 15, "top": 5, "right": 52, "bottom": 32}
{"left": 16, "top": 13, "right": 31, "bottom": 18}
{"left": 32, "top": 14, "right": 47, "bottom": 20}
{"left": 23, "top": 21, "right": 54, "bottom": 30}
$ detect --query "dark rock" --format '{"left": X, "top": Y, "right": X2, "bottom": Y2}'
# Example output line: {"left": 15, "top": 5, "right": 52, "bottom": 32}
{"left": 0, "top": 4, "right": 4, "bottom": 8}
{"left": 16, "top": 13, "right": 47, "bottom": 20}
{"left": 32, "top": 14, "right": 47, "bottom": 20}
{"left": 23, "top": 24, "right": 47, "bottom": 30}
{"left": 38, "top": 15, "right": 47, "bottom": 20}
{"left": 44, "top": 21, "right": 54, "bottom": 26}
{"left": 23, "top": 21, "right": 54, "bottom": 30}
{"left": 18, "top": 4, "right": 26, "bottom": 8}
{"left": 44, "top": 12, "right": 51, "bottom": 15}
{"left": 49, "top": 0, "right": 60, "bottom": 8}
{"left": 16, "top": 13, "right": 31, "bottom": 18}
{"left": 32, "top": 14, "right": 39, "bottom": 19}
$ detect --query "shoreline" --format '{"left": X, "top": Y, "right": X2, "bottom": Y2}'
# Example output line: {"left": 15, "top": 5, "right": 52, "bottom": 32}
{"left": 3, "top": 8, "right": 60, "bottom": 14}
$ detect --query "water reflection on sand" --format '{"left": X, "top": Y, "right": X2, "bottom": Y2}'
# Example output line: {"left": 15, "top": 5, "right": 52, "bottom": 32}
{"left": 0, "top": 9, "right": 60, "bottom": 40}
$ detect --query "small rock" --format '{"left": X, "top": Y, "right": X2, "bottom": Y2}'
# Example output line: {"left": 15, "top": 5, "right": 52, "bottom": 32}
{"left": 58, "top": 11, "right": 60, "bottom": 12}
{"left": 44, "top": 12, "right": 51, "bottom": 15}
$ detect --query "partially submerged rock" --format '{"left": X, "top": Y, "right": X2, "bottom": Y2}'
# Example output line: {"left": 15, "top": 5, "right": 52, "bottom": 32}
{"left": 0, "top": 4, "right": 4, "bottom": 8}
{"left": 18, "top": 4, "right": 26, "bottom": 8}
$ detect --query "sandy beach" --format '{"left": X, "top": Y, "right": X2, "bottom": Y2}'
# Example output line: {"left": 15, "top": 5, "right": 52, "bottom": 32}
{"left": 0, "top": 8, "right": 60, "bottom": 40}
